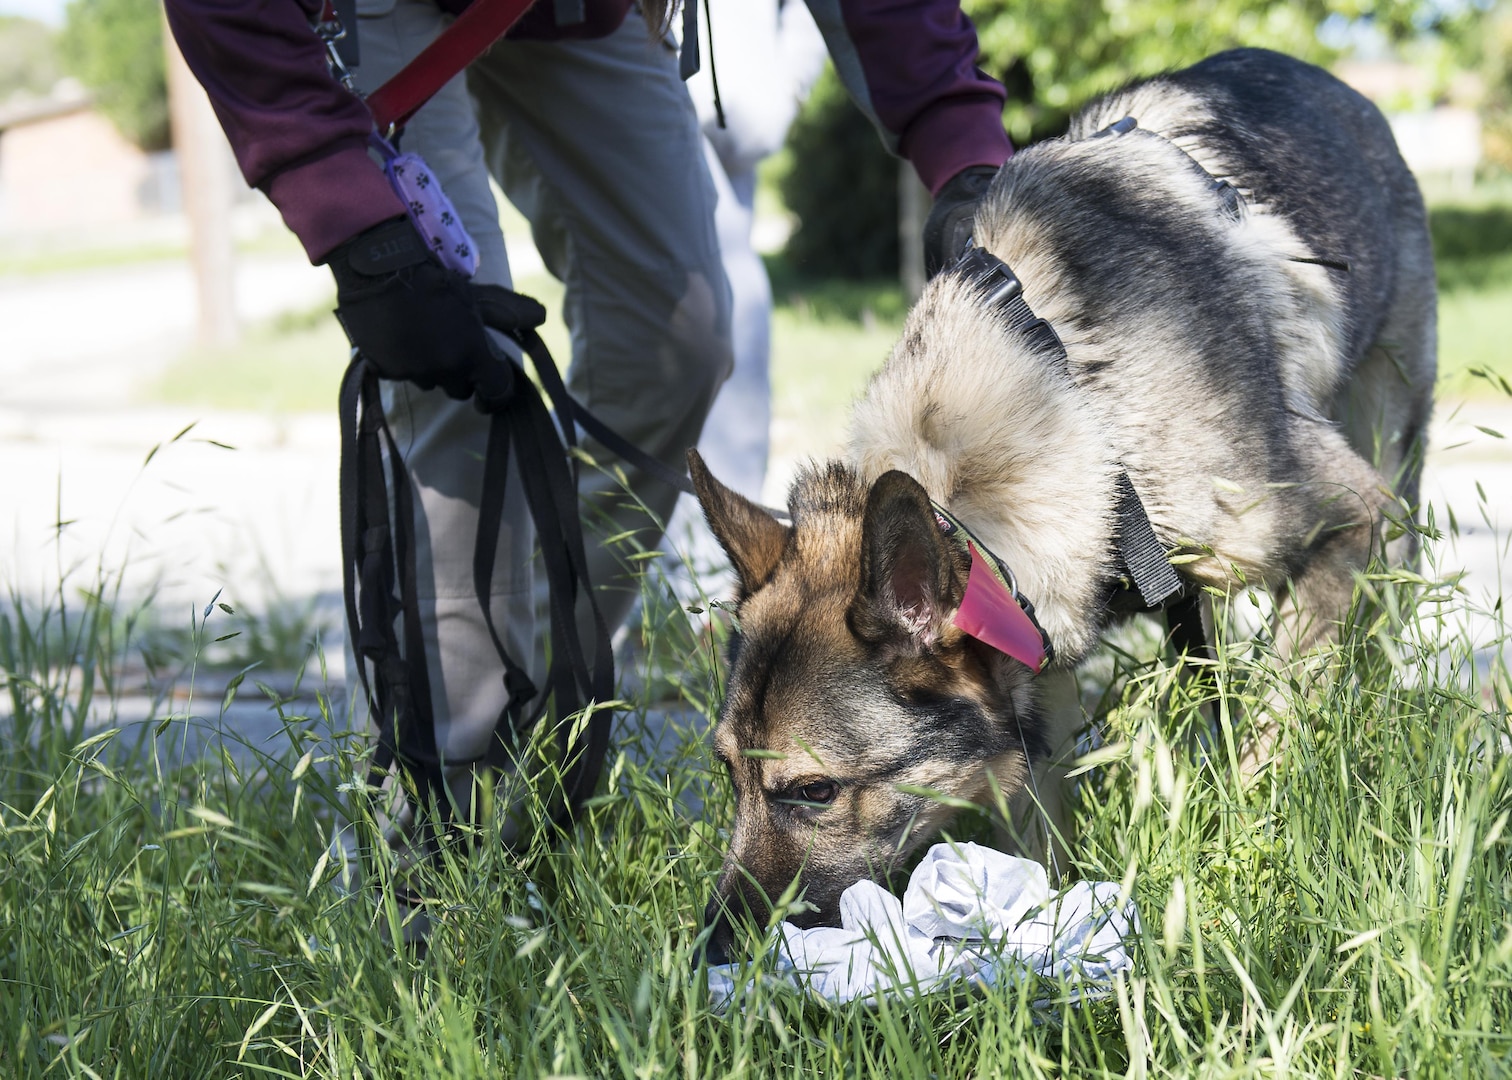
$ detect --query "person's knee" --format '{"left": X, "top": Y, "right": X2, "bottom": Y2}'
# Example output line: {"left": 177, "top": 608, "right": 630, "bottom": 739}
{"left": 673, "top": 265, "right": 735, "bottom": 392}
{"left": 636, "top": 266, "right": 732, "bottom": 443}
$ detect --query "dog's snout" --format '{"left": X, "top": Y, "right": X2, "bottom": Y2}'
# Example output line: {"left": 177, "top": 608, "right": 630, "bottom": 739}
{"left": 700, "top": 875, "right": 775, "bottom": 967}
{"left": 701, "top": 895, "right": 735, "bottom": 968}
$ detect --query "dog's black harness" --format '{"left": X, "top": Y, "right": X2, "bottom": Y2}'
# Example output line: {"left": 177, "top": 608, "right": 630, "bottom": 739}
{"left": 941, "top": 116, "right": 1241, "bottom": 661}
{"left": 948, "top": 246, "right": 1186, "bottom": 622}
{"left": 1089, "top": 115, "right": 1246, "bottom": 222}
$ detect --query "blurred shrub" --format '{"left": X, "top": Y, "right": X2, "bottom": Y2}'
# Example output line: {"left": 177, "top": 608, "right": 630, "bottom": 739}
{"left": 778, "top": 67, "right": 901, "bottom": 280}
{"left": 967, "top": 0, "right": 1485, "bottom": 143}
{"left": 967, "top": 0, "right": 1338, "bottom": 144}
{"left": 1430, "top": 203, "right": 1512, "bottom": 292}
{"left": 60, "top": 0, "right": 168, "bottom": 151}
{"left": 1430, "top": 204, "right": 1512, "bottom": 260}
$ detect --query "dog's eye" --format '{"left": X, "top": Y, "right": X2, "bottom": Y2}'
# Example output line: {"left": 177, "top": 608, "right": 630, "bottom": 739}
{"left": 793, "top": 780, "right": 839, "bottom": 807}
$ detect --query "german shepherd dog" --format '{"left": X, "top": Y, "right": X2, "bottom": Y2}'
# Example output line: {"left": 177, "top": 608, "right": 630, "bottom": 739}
{"left": 691, "top": 49, "right": 1435, "bottom": 961}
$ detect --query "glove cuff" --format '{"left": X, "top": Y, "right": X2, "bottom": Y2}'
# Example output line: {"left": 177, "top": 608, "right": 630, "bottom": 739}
{"left": 325, "top": 216, "right": 433, "bottom": 277}
{"left": 939, "top": 164, "right": 1000, "bottom": 205}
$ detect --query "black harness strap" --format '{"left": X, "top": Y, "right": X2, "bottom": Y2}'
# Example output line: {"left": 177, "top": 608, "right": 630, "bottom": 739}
{"left": 1164, "top": 591, "right": 1213, "bottom": 662}
{"left": 1091, "top": 115, "right": 1246, "bottom": 222}
{"left": 955, "top": 246, "right": 1065, "bottom": 363}
{"left": 953, "top": 246, "right": 1185, "bottom": 623}
{"left": 1113, "top": 472, "right": 1183, "bottom": 609}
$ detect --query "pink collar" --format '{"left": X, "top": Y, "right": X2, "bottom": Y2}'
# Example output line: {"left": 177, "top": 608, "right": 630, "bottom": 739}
{"left": 932, "top": 505, "right": 1053, "bottom": 673}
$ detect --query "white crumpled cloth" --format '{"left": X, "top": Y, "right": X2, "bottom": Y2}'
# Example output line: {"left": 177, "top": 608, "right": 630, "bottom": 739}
{"left": 707, "top": 842, "right": 1138, "bottom": 1007}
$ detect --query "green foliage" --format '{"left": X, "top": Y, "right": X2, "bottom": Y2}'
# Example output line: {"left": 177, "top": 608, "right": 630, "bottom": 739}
{"left": 1430, "top": 202, "right": 1512, "bottom": 293}
{"left": 965, "top": 0, "right": 1492, "bottom": 144}
{"left": 777, "top": 68, "right": 903, "bottom": 281}
{"left": 1430, "top": 203, "right": 1512, "bottom": 262}
{"left": 58, "top": 0, "right": 168, "bottom": 151}
{"left": 0, "top": 16, "right": 63, "bottom": 102}
{"left": 967, "top": 0, "right": 1338, "bottom": 144}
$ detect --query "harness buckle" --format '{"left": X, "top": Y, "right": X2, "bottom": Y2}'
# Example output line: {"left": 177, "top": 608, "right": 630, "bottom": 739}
{"left": 954, "top": 246, "right": 1024, "bottom": 309}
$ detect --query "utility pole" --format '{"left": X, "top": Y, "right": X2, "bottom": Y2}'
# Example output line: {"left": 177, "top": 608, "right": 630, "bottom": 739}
{"left": 898, "top": 161, "right": 928, "bottom": 303}
{"left": 163, "top": 15, "right": 239, "bottom": 346}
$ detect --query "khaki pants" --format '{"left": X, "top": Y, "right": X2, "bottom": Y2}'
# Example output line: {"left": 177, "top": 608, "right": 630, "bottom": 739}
{"left": 350, "top": 0, "right": 732, "bottom": 812}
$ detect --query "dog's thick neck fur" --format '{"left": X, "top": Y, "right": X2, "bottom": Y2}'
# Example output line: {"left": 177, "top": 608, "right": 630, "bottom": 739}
{"left": 845, "top": 272, "right": 1120, "bottom": 662}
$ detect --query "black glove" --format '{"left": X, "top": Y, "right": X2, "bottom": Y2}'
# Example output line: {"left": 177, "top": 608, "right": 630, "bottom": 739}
{"left": 922, "top": 165, "right": 1000, "bottom": 279}
{"left": 325, "top": 216, "right": 513, "bottom": 409}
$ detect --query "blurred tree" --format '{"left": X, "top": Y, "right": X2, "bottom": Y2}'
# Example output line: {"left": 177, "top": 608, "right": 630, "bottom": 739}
{"left": 968, "top": 0, "right": 1483, "bottom": 143}
{"left": 1481, "top": 1, "right": 1512, "bottom": 170}
{"left": 59, "top": 0, "right": 168, "bottom": 150}
{"left": 0, "top": 16, "right": 63, "bottom": 102}
{"left": 780, "top": 68, "right": 903, "bottom": 280}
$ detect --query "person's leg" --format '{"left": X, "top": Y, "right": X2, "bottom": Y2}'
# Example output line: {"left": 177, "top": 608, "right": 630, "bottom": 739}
{"left": 662, "top": 150, "right": 772, "bottom": 603}
{"left": 351, "top": 0, "right": 535, "bottom": 819}
{"left": 468, "top": 20, "right": 734, "bottom": 648}
{"left": 693, "top": 163, "right": 771, "bottom": 503}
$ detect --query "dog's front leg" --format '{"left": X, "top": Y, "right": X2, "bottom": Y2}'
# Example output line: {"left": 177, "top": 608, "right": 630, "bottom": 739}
{"left": 1244, "top": 438, "right": 1393, "bottom": 776}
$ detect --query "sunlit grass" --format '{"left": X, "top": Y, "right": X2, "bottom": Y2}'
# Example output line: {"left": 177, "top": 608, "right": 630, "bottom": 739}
{"left": 1, "top": 500, "right": 1508, "bottom": 1076}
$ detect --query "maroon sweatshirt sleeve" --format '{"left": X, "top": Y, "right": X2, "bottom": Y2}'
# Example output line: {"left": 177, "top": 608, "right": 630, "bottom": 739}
{"left": 163, "top": 0, "right": 405, "bottom": 262}
{"left": 803, "top": 0, "right": 1012, "bottom": 194}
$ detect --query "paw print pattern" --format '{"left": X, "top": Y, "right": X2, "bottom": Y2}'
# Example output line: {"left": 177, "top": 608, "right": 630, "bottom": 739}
{"left": 383, "top": 150, "right": 477, "bottom": 276}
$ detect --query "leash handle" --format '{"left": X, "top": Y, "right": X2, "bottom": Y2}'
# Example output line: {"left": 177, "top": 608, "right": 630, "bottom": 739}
{"left": 364, "top": 0, "right": 537, "bottom": 135}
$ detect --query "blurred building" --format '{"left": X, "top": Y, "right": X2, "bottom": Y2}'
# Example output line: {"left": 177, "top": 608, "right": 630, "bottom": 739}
{"left": 1336, "top": 58, "right": 1483, "bottom": 188}
{"left": 0, "top": 83, "right": 180, "bottom": 231}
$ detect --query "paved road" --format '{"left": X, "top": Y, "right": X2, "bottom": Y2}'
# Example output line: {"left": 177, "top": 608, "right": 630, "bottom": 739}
{"left": 2, "top": 249, "right": 1507, "bottom": 770}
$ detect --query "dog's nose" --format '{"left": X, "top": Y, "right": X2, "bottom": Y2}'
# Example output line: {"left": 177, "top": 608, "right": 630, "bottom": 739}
{"left": 700, "top": 895, "right": 735, "bottom": 968}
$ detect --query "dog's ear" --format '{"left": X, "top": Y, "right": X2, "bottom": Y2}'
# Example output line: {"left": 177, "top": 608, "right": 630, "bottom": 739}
{"left": 851, "top": 470, "right": 964, "bottom": 651}
{"left": 688, "top": 449, "right": 789, "bottom": 597}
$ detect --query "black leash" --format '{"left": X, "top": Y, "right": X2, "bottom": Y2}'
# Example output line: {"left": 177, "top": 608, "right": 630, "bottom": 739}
{"left": 341, "top": 285, "right": 617, "bottom": 850}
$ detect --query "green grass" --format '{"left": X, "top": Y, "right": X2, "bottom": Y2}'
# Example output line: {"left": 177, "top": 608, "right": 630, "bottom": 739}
{"left": 2, "top": 514, "right": 1509, "bottom": 1077}
{"left": 767, "top": 265, "right": 907, "bottom": 462}
{"left": 1425, "top": 201, "right": 1512, "bottom": 395}
{"left": 147, "top": 303, "right": 351, "bottom": 414}
{"left": 1438, "top": 288, "right": 1512, "bottom": 398}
